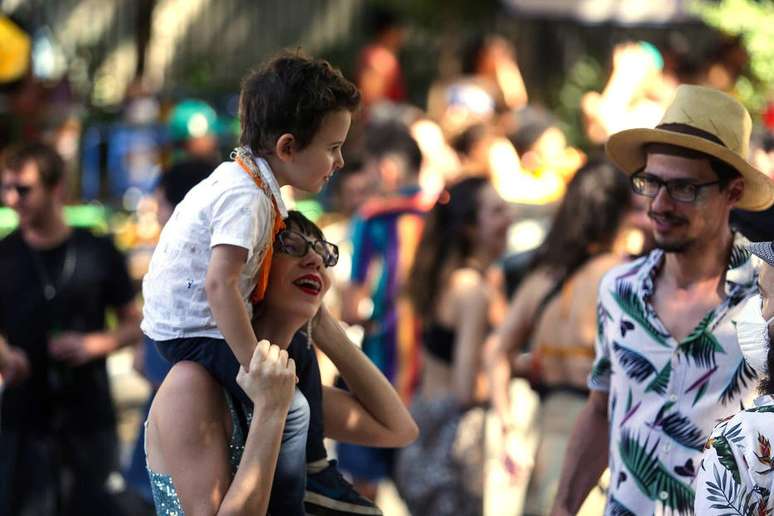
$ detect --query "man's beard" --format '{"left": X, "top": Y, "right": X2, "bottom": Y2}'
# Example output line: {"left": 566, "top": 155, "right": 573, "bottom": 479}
{"left": 654, "top": 234, "right": 695, "bottom": 253}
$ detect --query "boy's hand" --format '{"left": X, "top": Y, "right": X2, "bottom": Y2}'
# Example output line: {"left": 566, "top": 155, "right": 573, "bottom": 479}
{"left": 236, "top": 340, "right": 296, "bottom": 412}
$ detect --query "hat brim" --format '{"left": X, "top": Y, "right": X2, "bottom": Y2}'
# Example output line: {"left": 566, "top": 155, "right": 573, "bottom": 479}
{"left": 606, "top": 128, "right": 774, "bottom": 211}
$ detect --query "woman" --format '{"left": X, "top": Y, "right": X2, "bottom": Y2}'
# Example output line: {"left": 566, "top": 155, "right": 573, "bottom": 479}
{"left": 484, "top": 159, "right": 644, "bottom": 515}
{"left": 395, "top": 176, "right": 512, "bottom": 515}
{"left": 144, "top": 211, "right": 418, "bottom": 515}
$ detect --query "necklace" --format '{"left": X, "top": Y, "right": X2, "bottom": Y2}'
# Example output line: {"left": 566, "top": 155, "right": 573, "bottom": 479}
{"left": 28, "top": 237, "right": 77, "bottom": 302}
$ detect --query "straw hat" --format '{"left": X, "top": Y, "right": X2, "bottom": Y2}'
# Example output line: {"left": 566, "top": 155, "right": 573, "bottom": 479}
{"left": 606, "top": 85, "right": 774, "bottom": 211}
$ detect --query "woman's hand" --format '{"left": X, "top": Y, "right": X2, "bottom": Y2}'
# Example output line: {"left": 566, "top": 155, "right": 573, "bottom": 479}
{"left": 237, "top": 340, "right": 296, "bottom": 412}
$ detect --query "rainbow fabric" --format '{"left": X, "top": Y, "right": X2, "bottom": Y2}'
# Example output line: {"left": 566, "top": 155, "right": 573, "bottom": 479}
{"left": 350, "top": 188, "right": 430, "bottom": 403}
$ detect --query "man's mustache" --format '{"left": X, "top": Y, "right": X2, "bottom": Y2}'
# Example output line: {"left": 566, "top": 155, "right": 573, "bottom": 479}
{"left": 647, "top": 210, "right": 688, "bottom": 225}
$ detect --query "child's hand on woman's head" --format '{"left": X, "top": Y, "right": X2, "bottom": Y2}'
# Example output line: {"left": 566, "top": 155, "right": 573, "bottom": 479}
{"left": 236, "top": 339, "right": 296, "bottom": 412}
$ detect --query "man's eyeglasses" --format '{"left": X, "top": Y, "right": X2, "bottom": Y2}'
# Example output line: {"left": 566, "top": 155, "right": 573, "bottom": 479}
{"left": 275, "top": 229, "right": 339, "bottom": 267}
{"left": 630, "top": 172, "right": 722, "bottom": 203}
{"left": 0, "top": 183, "right": 32, "bottom": 198}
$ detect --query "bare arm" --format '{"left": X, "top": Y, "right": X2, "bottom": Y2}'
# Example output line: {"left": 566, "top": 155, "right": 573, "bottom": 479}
{"left": 450, "top": 271, "right": 490, "bottom": 405}
{"left": 551, "top": 390, "right": 610, "bottom": 516}
{"left": 48, "top": 300, "right": 142, "bottom": 366}
{"left": 484, "top": 273, "right": 552, "bottom": 426}
{"left": 150, "top": 342, "right": 295, "bottom": 516}
{"left": 314, "top": 306, "right": 418, "bottom": 447}
{"left": 206, "top": 244, "right": 258, "bottom": 368}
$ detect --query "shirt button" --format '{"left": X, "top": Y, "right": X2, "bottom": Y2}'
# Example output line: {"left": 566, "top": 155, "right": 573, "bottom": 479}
{"left": 659, "top": 490, "right": 669, "bottom": 501}
{"left": 663, "top": 443, "right": 671, "bottom": 452}
{"left": 669, "top": 394, "right": 678, "bottom": 402}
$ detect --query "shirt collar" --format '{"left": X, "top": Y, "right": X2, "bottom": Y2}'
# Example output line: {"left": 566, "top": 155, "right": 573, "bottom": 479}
{"left": 638, "top": 232, "right": 756, "bottom": 300}
{"left": 252, "top": 154, "right": 288, "bottom": 218}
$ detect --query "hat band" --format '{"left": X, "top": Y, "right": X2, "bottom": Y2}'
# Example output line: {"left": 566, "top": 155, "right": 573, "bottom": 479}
{"left": 656, "top": 123, "right": 727, "bottom": 148}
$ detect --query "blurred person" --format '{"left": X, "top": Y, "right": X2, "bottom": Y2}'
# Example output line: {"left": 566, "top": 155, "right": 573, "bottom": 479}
{"left": 485, "top": 159, "right": 642, "bottom": 515}
{"left": 409, "top": 116, "right": 462, "bottom": 200}
{"left": 0, "top": 142, "right": 141, "bottom": 515}
{"left": 452, "top": 123, "right": 497, "bottom": 177}
{"left": 695, "top": 240, "right": 774, "bottom": 514}
{"left": 395, "top": 176, "right": 512, "bottom": 515}
{"left": 356, "top": 6, "right": 407, "bottom": 116}
{"left": 338, "top": 121, "right": 429, "bottom": 501}
{"left": 581, "top": 41, "right": 674, "bottom": 146}
{"left": 427, "top": 34, "right": 528, "bottom": 138}
{"left": 167, "top": 98, "right": 220, "bottom": 164}
{"left": 552, "top": 85, "right": 774, "bottom": 515}
{"left": 145, "top": 211, "right": 417, "bottom": 515}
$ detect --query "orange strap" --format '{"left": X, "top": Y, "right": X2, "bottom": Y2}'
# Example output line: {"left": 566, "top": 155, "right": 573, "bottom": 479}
{"left": 234, "top": 157, "right": 286, "bottom": 303}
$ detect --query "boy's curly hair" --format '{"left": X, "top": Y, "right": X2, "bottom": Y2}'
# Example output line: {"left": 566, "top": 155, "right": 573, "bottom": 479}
{"left": 239, "top": 52, "right": 360, "bottom": 157}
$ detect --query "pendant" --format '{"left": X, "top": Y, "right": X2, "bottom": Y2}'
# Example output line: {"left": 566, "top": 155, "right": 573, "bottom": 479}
{"left": 44, "top": 285, "right": 56, "bottom": 301}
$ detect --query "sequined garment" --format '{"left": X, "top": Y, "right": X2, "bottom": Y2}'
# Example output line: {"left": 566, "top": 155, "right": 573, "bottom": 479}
{"left": 146, "top": 391, "right": 250, "bottom": 515}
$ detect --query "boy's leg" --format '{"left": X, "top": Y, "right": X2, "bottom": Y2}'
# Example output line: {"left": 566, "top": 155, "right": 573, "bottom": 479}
{"left": 153, "top": 335, "right": 309, "bottom": 514}
{"left": 289, "top": 333, "right": 383, "bottom": 516}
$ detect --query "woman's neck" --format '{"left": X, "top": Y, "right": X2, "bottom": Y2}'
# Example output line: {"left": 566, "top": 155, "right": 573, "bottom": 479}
{"left": 251, "top": 310, "right": 306, "bottom": 349}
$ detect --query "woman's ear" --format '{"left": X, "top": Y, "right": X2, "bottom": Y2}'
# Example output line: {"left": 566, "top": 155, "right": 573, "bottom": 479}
{"left": 275, "top": 133, "right": 296, "bottom": 162}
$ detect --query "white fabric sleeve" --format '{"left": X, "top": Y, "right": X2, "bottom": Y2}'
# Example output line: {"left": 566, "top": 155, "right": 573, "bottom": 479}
{"left": 209, "top": 187, "right": 271, "bottom": 260}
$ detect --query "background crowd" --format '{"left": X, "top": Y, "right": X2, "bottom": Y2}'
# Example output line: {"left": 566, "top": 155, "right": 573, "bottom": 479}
{"left": 1, "top": 1, "right": 774, "bottom": 515}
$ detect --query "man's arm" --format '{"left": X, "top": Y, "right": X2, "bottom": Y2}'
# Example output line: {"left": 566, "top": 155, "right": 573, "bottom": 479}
{"left": 48, "top": 301, "right": 142, "bottom": 366}
{"left": 551, "top": 390, "right": 610, "bottom": 515}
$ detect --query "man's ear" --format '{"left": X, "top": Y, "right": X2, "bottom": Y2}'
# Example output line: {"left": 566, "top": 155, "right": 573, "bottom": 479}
{"left": 726, "top": 176, "right": 744, "bottom": 205}
{"left": 275, "top": 133, "right": 296, "bottom": 162}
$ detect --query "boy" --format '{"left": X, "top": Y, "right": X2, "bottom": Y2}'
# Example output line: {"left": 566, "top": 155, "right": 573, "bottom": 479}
{"left": 141, "top": 54, "right": 378, "bottom": 515}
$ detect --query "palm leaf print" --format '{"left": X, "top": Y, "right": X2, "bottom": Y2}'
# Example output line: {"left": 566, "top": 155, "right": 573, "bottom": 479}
{"left": 709, "top": 434, "right": 742, "bottom": 484}
{"left": 646, "top": 361, "right": 672, "bottom": 394}
{"left": 704, "top": 463, "right": 756, "bottom": 515}
{"left": 746, "top": 404, "right": 774, "bottom": 414}
{"left": 597, "top": 302, "right": 610, "bottom": 341}
{"left": 660, "top": 411, "right": 707, "bottom": 451}
{"left": 729, "top": 245, "right": 751, "bottom": 270}
{"left": 684, "top": 366, "right": 718, "bottom": 407}
{"left": 612, "top": 283, "right": 669, "bottom": 346}
{"left": 614, "top": 342, "right": 657, "bottom": 382}
{"left": 719, "top": 359, "right": 757, "bottom": 405}
{"left": 677, "top": 312, "right": 724, "bottom": 368}
{"left": 608, "top": 496, "right": 636, "bottom": 516}
{"left": 618, "top": 430, "right": 695, "bottom": 513}
{"left": 590, "top": 357, "right": 611, "bottom": 386}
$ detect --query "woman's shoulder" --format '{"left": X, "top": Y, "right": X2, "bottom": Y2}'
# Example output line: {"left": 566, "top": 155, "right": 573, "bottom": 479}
{"left": 448, "top": 267, "right": 490, "bottom": 300}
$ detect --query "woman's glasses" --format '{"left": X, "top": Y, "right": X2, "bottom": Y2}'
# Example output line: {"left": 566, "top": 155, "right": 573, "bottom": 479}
{"left": 275, "top": 229, "right": 339, "bottom": 267}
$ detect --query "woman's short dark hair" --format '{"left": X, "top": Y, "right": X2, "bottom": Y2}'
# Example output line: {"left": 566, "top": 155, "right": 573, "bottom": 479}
{"left": 283, "top": 210, "right": 324, "bottom": 242}
{"left": 3, "top": 142, "right": 65, "bottom": 190}
{"left": 239, "top": 53, "right": 360, "bottom": 157}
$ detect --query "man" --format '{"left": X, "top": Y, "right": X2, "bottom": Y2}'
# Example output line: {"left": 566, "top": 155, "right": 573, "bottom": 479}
{"left": 551, "top": 85, "right": 774, "bottom": 515}
{"left": 695, "top": 240, "right": 774, "bottom": 514}
{"left": 339, "top": 121, "right": 429, "bottom": 500}
{"left": 0, "top": 142, "right": 141, "bottom": 515}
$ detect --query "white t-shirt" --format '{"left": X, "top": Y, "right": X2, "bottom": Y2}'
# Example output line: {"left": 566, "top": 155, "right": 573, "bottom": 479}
{"left": 141, "top": 156, "right": 287, "bottom": 341}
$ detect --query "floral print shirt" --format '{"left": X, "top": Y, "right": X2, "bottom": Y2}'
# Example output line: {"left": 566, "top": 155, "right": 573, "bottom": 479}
{"left": 588, "top": 238, "right": 759, "bottom": 515}
{"left": 695, "top": 395, "right": 774, "bottom": 516}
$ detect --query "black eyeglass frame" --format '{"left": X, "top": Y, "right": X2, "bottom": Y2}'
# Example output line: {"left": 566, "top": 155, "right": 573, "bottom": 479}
{"left": 275, "top": 229, "right": 339, "bottom": 267}
{"left": 630, "top": 171, "right": 723, "bottom": 203}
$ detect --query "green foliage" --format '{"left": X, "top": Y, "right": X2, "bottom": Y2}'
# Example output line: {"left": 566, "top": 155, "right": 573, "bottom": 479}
{"left": 691, "top": 0, "right": 774, "bottom": 113}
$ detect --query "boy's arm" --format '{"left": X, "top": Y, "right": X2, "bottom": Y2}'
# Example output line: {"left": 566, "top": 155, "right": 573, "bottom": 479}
{"left": 313, "top": 306, "right": 418, "bottom": 448}
{"left": 206, "top": 244, "right": 258, "bottom": 368}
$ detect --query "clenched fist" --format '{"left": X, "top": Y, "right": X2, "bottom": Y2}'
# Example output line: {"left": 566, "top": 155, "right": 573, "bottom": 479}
{"left": 236, "top": 340, "right": 296, "bottom": 412}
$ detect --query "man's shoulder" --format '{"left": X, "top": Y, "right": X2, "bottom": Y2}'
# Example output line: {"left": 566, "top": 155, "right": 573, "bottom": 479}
{"left": 0, "top": 229, "right": 22, "bottom": 253}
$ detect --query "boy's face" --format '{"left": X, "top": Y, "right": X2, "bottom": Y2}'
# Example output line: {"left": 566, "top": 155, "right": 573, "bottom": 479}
{"left": 282, "top": 110, "right": 351, "bottom": 193}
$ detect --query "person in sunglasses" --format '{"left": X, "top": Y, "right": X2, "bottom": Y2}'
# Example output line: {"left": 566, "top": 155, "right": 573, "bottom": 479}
{"left": 144, "top": 210, "right": 417, "bottom": 515}
{"left": 552, "top": 85, "right": 774, "bottom": 516}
